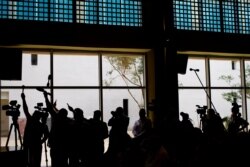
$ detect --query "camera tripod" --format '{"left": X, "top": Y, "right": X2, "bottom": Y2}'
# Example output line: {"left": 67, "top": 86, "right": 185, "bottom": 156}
{"left": 6, "top": 116, "right": 23, "bottom": 149}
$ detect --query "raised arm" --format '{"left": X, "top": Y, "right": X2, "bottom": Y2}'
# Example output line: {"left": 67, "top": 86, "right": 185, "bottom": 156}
{"left": 67, "top": 103, "right": 76, "bottom": 119}
{"left": 21, "top": 93, "right": 31, "bottom": 119}
{"left": 43, "top": 92, "right": 57, "bottom": 117}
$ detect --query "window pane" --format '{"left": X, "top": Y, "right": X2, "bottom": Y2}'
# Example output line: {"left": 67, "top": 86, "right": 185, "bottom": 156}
{"left": 103, "top": 89, "right": 145, "bottom": 130}
{"left": 246, "top": 92, "right": 250, "bottom": 129}
{"left": 53, "top": 53, "right": 99, "bottom": 86}
{"left": 210, "top": 59, "right": 241, "bottom": 87}
{"left": 178, "top": 58, "right": 206, "bottom": 87}
{"left": 245, "top": 60, "right": 250, "bottom": 88}
{"left": 178, "top": 89, "right": 207, "bottom": 128}
{"left": 2, "top": 53, "right": 50, "bottom": 86}
{"left": 53, "top": 89, "right": 99, "bottom": 119}
{"left": 244, "top": 61, "right": 250, "bottom": 128}
{"left": 102, "top": 54, "right": 145, "bottom": 87}
{"left": 211, "top": 89, "right": 243, "bottom": 121}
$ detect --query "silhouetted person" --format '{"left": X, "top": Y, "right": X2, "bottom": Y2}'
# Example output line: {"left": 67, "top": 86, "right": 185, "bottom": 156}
{"left": 132, "top": 108, "right": 152, "bottom": 138}
{"left": 177, "top": 112, "right": 196, "bottom": 167}
{"left": 105, "top": 107, "right": 131, "bottom": 167}
{"left": 21, "top": 93, "right": 49, "bottom": 167}
{"left": 43, "top": 91, "right": 71, "bottom": 167}
{"left": 88, "top": 110, "right": 109, "bottom": 166}
{"left": 67, "top": 104, "right": 92, "bottom": 167}
{"left": 108, "top": 107, "right": 130, "bottom": 151}
{"left": 201, "top": 108, "right": 226, "bottom": 138}
{"left": 179, "top": 112, "right": 194, "bottom": 131}
{"left": 227, "top": 105, "right": 249, "bottom": 135}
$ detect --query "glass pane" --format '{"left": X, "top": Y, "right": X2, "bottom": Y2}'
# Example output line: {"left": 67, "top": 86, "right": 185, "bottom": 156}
{"left": 53, "top": 89, "right": 99, "bottom": 119}
{"left": 246, "top": 93, "right": 250, "bottom": 129}
{"left": 210, "top": 59, "right": 241, "bottom": 87}
{"left": 103, "top": 89, "right": 145, "bottom": 131}
{"left": 245, "top": 61, "right": 250, "bottom": 129}
{"left": 53, "top": 53, "right": 99, "bottom": 86}
{"left": 178, "top": 89, "right": 207, "bottom": 128}
{"left": 211, "top": 89, "right": 243, "bottom": 121}
{"left": 244, "top": 60, "right": 250, "bottom": 88}
{"left": 178, "top": 58, "right": 206, "bottom": 87}
{"left": 102, "top": 54, "right": 145, "bottom": 87}
{"left": 2, "top": 53, "right": 50, "bottom": 86}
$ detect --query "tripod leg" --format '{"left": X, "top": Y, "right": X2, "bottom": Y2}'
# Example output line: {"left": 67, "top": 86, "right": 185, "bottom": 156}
{"left": 6, "top": 123, "right": 13, "bottom": 148}
{"left": 14, "top": 124, "right": 18, "bottom": 149}
{"left": 15, "top": 123, "right": 23, "bottom": 149}
{"left": 44, "top": 142, "right": 48, "bottom": 167}
{"left": 16, "top": 124, "right": 23, "bottom": 149}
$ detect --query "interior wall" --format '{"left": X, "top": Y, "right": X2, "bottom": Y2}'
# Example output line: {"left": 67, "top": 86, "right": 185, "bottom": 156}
{"left": 1, "top": 99, "right": 9, "bottom": 145}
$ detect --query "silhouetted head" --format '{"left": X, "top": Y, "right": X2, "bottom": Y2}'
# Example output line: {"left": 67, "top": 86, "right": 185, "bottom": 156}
{"left": 74, "top": 108, "right": 84, "bottom": 120}
{"left": 139, "top": 108, "right": 146, "bottom": 118}
{"left": 116, "top": 107, "right": 124, "bottom": 115}
{"left": 58, "top": 108, "right": 68, "bottom": 118}
{"left": 207, "top": 108, "right": 215, "bottom": 116}
{"left": 94, "top": 110, "right": 101, "bottom": 120}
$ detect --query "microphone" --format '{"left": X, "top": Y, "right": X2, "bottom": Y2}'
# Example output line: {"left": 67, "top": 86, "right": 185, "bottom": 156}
{"left": 36, "top": 87, "right": 52, "bottom": 96}
{"left": 190, "top": 68, "right": 199, "bottom": 72}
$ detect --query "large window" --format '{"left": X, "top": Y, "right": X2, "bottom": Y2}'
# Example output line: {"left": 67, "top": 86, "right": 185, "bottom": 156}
{"left": 173, "top": 0, "right": 250, "bottom": 34}
{"left": 0, "top": 0, "right": 142, "bottom": 27}
{"left": 178, "top": 55, "right": 250, "bottom": 130}
{"left": 0, "top": 50, "right": 147, "bottom": 166}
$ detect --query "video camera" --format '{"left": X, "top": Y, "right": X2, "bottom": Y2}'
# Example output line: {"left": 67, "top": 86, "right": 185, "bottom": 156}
{"left": 2, "top": 100, "right": 21, "bottom": 118}
{"left": 34, "top": 102, "right": 49, "bottom": 119}
{"left": 111, "top": 111, "right": 116, "bottom": 116}
{"left": 196, "top": 105, "right": 207, "bottom": 116}
{"left": 34, "top": 102, "right": 47, "bottom": 112}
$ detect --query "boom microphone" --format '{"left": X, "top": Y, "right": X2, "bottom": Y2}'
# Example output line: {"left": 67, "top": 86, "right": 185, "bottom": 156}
{"left": 190, "top": 68, "right": 199, "bottom": 72}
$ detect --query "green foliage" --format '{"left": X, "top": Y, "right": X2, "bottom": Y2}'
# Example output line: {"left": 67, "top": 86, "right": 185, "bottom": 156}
{"left": 218, "top": 64, "right": 250, "bottom": 103}
{"left": 218, "top": 74, "right": 241, "bottom": 103}
{"left": 221, "top": 91, "right": 241, "bottom": 103}
{"left": 104, "top": 56, "right": 143, "bottom": 87}
{"left": 104, "top": 56, "right": 144, "bottom": 108}
{"left": 218, "top": 75, "right": 234, "bottom": 85}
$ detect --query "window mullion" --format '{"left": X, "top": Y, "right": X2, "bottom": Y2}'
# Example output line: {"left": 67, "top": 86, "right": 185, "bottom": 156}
{"left": 240, "top": 59, "right": 247, "bottom": 121}
{"left": 205, "top": 57, "right": 212, "bottom": 109}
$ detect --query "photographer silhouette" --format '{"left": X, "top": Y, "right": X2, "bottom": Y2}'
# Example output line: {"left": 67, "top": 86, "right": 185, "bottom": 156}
{"left": 201, "top": 108, "right": 226, "bottom": 137}
{"left": 227, "top": 100, "right": 249, "bottom": 135}
{"left": 2, "top": 100, "right": 23, "bottom": 149}
{"left": 21, "top": 92, "right": 49, "bottom": 167}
